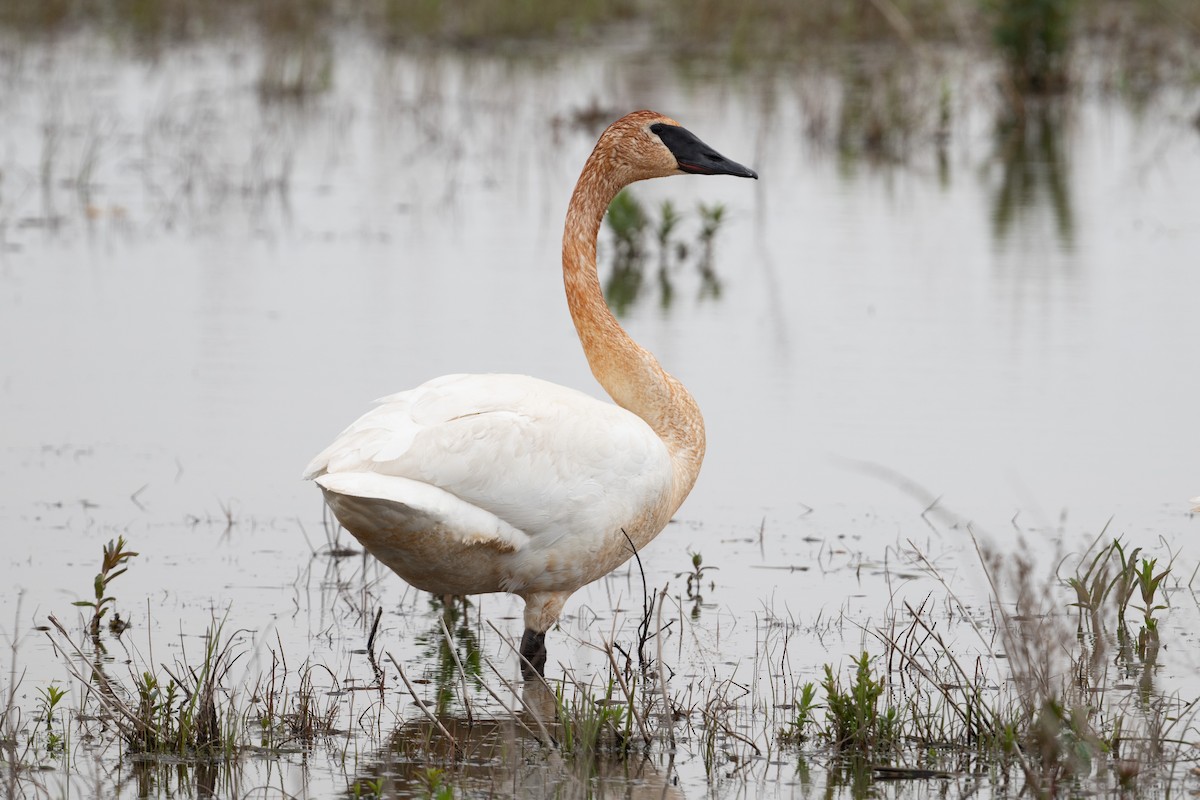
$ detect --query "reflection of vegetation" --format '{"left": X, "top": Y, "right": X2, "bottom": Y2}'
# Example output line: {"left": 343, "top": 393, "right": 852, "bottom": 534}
{"left": 989, "top": 103, "right": 1074, "bottom": 247}
{"left": 603, "top": 190, "right": 729, "bottom": 314}
{"left": 255, "top": 3, "right": 335, "bottom": 101}
{"left": 416, "top": 596, "right": 484, "bottom": 716}
{"left": 696, "top": 202, "right": 725, "bottom": 300}
{"left": 0, "top": 0, "right": 1193, "bottom": 97}
{"left": 831, "top": 56, "right": 930, "bottom": 165}
{"left": 822, "top": 755, "right": 876, "bottom": 800}
{"left": 604, "top": 190, "right": 649, "bottom": 315}
{"left": 258, "top": 35, "right": 334, "bottom": 101}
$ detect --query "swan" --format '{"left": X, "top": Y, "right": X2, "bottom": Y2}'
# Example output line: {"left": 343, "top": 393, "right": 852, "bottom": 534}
{"left": 304, "top": 110, "right": 757, "bottom": 677}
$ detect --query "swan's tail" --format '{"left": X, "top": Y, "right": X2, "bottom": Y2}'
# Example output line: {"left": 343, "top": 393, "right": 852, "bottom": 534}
{"left": 315, "top": 472, "right": 529, "bottom": 553}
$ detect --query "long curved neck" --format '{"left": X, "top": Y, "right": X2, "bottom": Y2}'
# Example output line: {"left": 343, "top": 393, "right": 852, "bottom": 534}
{"left": 562, "top": 149, "right": 706, "bottom": 502}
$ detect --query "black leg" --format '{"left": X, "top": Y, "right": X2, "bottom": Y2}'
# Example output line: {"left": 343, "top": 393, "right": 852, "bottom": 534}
{"left": 519, "top": 628, "right": 547, "bottom": 679}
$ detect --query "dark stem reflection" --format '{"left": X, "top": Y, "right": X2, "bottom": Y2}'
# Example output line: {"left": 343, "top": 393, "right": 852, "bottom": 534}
{"left": 990, "top": 101, "right": 1075, "bottom": 249}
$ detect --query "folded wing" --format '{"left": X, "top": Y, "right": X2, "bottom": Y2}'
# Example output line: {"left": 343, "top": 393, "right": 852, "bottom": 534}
{"left": 305, "top": 373, "right": 674, "bottom": 549}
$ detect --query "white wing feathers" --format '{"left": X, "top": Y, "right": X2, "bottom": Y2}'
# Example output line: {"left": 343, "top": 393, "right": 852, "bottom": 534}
{"left": 314, "top": 472, "right": 531, "bottom": 552}
{"left": 305, "top": 374, "right": 673, "bottom": 550}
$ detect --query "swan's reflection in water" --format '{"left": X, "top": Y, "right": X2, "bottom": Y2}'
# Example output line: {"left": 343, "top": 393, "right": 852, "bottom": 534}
{"left": 349, "top": 679, "right": 685, "bottom": 799}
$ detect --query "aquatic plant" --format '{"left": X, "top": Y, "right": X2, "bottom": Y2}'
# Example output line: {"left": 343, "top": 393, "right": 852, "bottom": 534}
{"left": 821, "top": 652, "right": 901, "bottom": 753}
{"left": 555, "top": 675, "right": 631, "bottom": 756}
{"left": 350, "top": 776, "right": 387, "bottom": 798}
{"left": 418, "top": 768, "right": 454, "bottom": 800}
{"left": 778, "top": 681, "right": 818, "bottom": 745}
{"left": 986, "top": 0, "right": 1078, "bottom": 94}
{"left": 1067, "top": 535, "right": 1172, "bottom": 662}
{"left": 35, "top": 684, "right": 67, "bottom": 757}
{"left": 677, "top": 551, "right": 718, "bottom": 602}
{"left": 71, "top": 535, "right": 137, "bottom": 639}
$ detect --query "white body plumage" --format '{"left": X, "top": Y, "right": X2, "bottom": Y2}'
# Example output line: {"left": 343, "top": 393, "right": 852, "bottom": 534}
{"left": 305, "top": 373, "right": 674, "bottom": 599}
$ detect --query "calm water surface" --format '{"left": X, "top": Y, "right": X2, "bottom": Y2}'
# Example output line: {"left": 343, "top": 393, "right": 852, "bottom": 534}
{"left": 0, "top": 30, "right": 1198, "bottom": 798}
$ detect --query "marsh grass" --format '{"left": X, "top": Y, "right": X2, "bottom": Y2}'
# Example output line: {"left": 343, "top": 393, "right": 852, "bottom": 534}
{"left": 837, "top": 533, "right": 1198, "bottom": 796}
{"left": 48, "top": 613, "right": 244, "bottom": 758}
{"left": 5, "top": 521, "right": 1198, "bottom": 799}
{"left": 822, "top": 652, "right": 902, "bottom": 753}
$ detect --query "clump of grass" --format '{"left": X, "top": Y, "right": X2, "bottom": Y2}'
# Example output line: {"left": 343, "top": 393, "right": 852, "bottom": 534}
{"left": 377, "top": 0, "right": 639, "bottom": 46}
{"left": 821, "top": 652, "right": 902, "bottom": 753}
{"left": 48, "top": 611, "right": 245, "bottom": 758}
{"left": 1067, "top": 535, "right": 1173, "bottom": 666}
{"left": 756, "top": 529, "right": 1194, "bottom": 796}
{"left": 50, "top": 539, "right": 250, "bottom": 757}
{"left": 257, "top": 35, "right": 334, "bottom": 102}
{"left": 252, "top": 650, "right": 341, "bottom": 748}
{"left": 555, "top": 676, "right": 632, "bottom": 756}
{"left": 854, "top": 533, "right": 1193, "bottom": 795}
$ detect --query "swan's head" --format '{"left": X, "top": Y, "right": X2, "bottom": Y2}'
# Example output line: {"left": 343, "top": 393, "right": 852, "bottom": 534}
{"left": 601, "top": 110, "right": 758, "bottom": 182}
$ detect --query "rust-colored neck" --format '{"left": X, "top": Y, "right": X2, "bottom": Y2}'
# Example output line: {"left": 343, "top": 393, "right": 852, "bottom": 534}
{"left": 561, "top": 146, "right": 706, "bottom": 503}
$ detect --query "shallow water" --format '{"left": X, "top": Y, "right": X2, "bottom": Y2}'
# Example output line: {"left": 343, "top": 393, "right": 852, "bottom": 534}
{"left": 0, "top": 28, "right": 1198, "bottom": 799}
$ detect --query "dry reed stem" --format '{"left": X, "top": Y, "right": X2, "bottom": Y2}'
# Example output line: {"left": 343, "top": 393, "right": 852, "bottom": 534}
{"left": 478, "top": 653, "right": 555, "bottom": 746}
{"left": 44, "top": 615, "right": 149, "bottom": 743}
{"left": 599, "top": 642, "right": 653, "bottom": 748}
{"left": 483, "top": 620, "right": 557, "bottom": 696}
{"left": 386, "top": 652, "right": 461, "bottom": 758}
{"left": 655, "top": 587, "right": 677, "bottom": 750}
{"left": 437, "top": 616, "right": 475, "bottom": 728}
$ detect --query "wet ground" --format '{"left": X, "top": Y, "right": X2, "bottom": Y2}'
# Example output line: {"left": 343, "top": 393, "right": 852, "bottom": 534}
{"left": 1, "top": 26, "right": 1198, "bottom": 799}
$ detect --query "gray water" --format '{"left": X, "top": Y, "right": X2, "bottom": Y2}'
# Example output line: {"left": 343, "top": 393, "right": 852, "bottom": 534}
{"left": 1, "top": 29, "right": 1198, "bottom": 799}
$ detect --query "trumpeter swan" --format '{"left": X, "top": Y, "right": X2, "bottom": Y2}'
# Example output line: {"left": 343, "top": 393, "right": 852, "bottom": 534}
{"left": 304, "top": 111, "right": 757, "bottom": 677}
